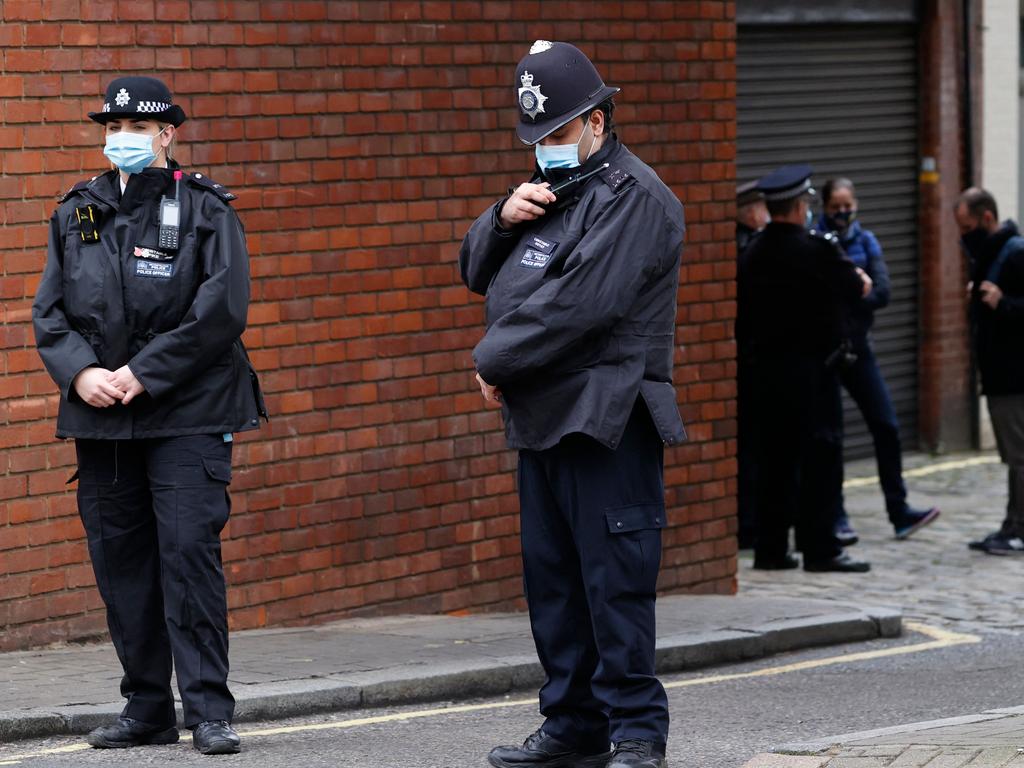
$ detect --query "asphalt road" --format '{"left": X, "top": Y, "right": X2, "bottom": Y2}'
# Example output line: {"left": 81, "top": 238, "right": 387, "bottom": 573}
{"left": 3, "top": 624, "right": 1023, "bottom": 768}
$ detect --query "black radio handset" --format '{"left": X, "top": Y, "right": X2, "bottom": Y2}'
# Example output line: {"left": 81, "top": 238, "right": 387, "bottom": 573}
{"left": 158, "top": 170, "right": 182, "bottom": 250}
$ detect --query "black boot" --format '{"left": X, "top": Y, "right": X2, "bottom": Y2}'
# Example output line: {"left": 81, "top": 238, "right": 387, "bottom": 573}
{"left": 191, "top": 720, "right": 241, "bottom": 755}
{"left": 804, "top": 552, "right": 871, "bottom": 573}
{"left": 752, "top": 552, "right": 799, "bottom": 570}
{"left": 606, "top": 739, "right": 667, "bottom": 768}
{"left": 488, "top": 729, "right": 610, "bottom": 768}
{"left": 86, "top": 717, "right": 178, "bottom": 749}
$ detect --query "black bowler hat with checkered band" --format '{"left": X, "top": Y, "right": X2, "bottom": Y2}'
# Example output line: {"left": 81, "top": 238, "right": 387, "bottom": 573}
{"left": 514, "top": 41, "right": 619, "bottom": 146}
{"left": 88, "top": 76, "right": 187, "bottom": 127}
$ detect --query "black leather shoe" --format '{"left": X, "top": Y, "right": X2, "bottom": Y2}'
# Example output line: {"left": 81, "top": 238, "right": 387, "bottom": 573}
{"left": 606, "top": 739, "right": 667, "bottom": 768}
{"left": 752, "top": 553, "right": 799, "bottom": 570}
{"left": 192, "top": 720, "right": 241, "bottom": 755}
{"left": 488, "top": 729, "right": 610, "bottom": 768}
{"left": 804, "top": 553, "right": 871, "bottom": 573}
{"left": 86, "top": 717, "right": 178, "bottom": 749}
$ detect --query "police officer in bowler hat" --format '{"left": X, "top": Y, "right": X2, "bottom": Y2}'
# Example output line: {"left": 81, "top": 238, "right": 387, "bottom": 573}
{"left": 737, "top": 165, "right": 872, "bottom": 573}
{"left": 33, "top": 76, "right": 266, "bottom": 755}
{"left": 460, "top": 41, "right": 686, "bottom": 768}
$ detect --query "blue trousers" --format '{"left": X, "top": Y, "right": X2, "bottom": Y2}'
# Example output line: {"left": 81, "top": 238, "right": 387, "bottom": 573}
{"left": 75, "top": 434, "right": 235, "bottom": 728}
{"left": 518, "top": 402, "right": 669, "bottom": 749}
{"left": 838, "top": 338, "right": 907, "bottom": 521}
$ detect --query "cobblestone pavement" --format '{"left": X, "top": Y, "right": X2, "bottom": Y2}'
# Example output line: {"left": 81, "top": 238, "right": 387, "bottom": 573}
{"left": 742, "top": 452, "right": 1024, "bottom": 767}
{"left": 740, "top": 452, "right": 1021, "bottom": 634}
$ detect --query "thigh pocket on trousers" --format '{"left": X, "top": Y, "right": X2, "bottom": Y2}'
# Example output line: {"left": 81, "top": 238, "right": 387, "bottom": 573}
{"left": 605, "top": 503, "right": 666, "bottom": 582}
{"left": 194, "top": 454, "right": 233, "bottom": 536}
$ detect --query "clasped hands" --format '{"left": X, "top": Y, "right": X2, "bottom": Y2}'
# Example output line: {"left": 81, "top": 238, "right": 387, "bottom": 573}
{"left": 72, "top": 365, "right": 146, "bottom": 408}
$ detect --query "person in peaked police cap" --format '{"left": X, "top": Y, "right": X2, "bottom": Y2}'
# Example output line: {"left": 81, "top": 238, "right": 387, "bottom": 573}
{"left": 460, "top": 40, "right": 686, "bottom": 768}
{"left": 737, "top": 164, "right": 872, "bottom": 573}
{"left": 32, "top": 76, "right": 267, "bottom": 755}
{"left": 734, "top": 180, "right": 769, "bottom": 550}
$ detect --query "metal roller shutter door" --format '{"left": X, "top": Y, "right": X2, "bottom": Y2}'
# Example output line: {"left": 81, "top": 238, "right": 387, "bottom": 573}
{"left": 737, "top": 25, "right": 920, "bottom": 457}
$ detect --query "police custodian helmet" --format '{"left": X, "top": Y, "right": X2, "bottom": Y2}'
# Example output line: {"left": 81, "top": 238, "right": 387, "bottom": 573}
{"left": 514, "top": 40, "right": 619, "bottom": 146}
{"left": 88, "top": 76, "right": 187, "bottom": 127}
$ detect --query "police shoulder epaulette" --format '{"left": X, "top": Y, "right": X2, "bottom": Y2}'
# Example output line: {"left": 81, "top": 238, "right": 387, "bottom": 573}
{"left": 59, "top": 177, "right": 98, "bottom": 203}
{"left": 186, "top": 171, "right": 237, "bottom": 202}
{"left": 599, "top": 164, "right": 634, "bottom": 192}
{"left": 810, "top": 229, "right": 843, "bottom": 250}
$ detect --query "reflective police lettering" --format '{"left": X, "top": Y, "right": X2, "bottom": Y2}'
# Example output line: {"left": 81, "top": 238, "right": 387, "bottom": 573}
{"left": 520, "top": 248, "right": 552, "bottom": 269}
{"left": 135, "top": 259, "right": 173, "bottom": 279}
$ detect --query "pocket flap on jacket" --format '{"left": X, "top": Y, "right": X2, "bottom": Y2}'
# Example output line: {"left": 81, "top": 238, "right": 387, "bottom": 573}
{"left": 638, "top": 380, "right": 687, "bottom": 446}
{"left": 201, "top": 455, "right": 232, "bottom": 484}
{"left": 605, "top": 503, "right": 667, "bottom": 534}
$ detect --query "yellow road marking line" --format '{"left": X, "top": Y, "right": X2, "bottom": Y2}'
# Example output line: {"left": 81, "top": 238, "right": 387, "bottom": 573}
{"left": 0, "top": 622, "right": 981, "bottom": 758}
{"left": 0, "top": 744, "right": 91, "bottom": 762}
{"left": 844, "top": 455, "right": 999, "bottom": 489}
{"left": 663, "top": 621, "right": 979, "bottom": 689}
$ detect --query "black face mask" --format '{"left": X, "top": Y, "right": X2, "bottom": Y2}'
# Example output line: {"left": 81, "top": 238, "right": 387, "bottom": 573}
{"left": 960, "top": 227, "right": 990, "bottom": 256}
{"left": 826, "top": 209, "right": 856, "bottom": 232}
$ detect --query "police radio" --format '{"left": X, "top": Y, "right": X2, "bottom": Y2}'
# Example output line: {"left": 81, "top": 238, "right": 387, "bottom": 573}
{"left": 540, "top": 162, "right": 610, "bottom": 212}
{"left": 158, "top": 170, "right": 182, "bottom": 250}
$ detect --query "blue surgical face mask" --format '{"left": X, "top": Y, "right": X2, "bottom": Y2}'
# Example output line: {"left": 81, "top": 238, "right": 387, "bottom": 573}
{"left": 103, "top": 127, "right": 165, "bottom": 175}
{"left": 804, "top": 205, "right": 814, "bottom": 230}
{"left": 535, "top": 121, "right": 596, "bottom": 172}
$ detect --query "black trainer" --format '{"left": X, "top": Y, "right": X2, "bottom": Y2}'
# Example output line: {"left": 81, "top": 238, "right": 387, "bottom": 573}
{"left": 488, "top": 729, "right": 610, "bottom": 768}
{"left": 86, "top": 717, "right": 178, "bottom": 749}
{"left": 606, "top": 739, "right": 667, "bottom": 768}
{"left": 893, "top": 506, "right": 940, "bottom": 540}
{"left": 969, "top": 530, "right": 1003, "bottom": 551}
{"left": 192, "top": 720, "right": 241, "bottom": 755}
{"left": 981, "top": 533, "right": 1024, "bottom": 556}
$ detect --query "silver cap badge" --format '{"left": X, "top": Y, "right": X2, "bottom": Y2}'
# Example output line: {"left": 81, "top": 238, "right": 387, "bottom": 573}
{"left": 518, "top": 71, "right": 547, "bottom": 120}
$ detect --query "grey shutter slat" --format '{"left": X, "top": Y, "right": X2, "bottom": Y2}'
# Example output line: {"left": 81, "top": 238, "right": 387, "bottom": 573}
{"left": 737, "top": 25, "right": 920, "bottom": 459}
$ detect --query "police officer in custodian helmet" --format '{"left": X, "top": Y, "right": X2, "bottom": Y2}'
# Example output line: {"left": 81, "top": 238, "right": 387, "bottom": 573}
{"left": 32, "top": 76, "right": 266, "bottom": 755}
{"left": 460, "top": 41, "right": 686, "bottom": 768}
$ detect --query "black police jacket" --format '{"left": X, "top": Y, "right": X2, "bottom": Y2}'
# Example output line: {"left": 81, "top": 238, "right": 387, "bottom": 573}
{"left": 968, "top": 222, "right": 1024, "bottom": 396}
{"left": 33, "top": 164, "right": 267, "bottom": 439}
{"left": 459, "top": 136, "right": 687, "bottom": 451}
{"left": 737, "top": 221, "right": 863, "bottom": 365}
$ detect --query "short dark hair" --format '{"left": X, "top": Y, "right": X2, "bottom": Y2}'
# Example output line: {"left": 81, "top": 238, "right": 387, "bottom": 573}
{"left": 957, "top": 187, "right": 999, "bottom": 221}
{"left": 766, "top": 196, "right": 802, "bottom": 218}
{"left": 578, "top": 98, "right": 616, "bottom": 133}
{"left": 822, "top": 177, "right": 855, "bottom": 204}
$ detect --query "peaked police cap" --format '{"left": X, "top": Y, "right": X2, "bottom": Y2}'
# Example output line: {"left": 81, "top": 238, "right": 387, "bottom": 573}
{"left": 757, "top": 164, "right": 816, "bottom": 202}
{"left": 88, "top": 76, "right": 187, "bottom": 127}
{"left": 514, "top": 41, "right": 619, "bottom": 146}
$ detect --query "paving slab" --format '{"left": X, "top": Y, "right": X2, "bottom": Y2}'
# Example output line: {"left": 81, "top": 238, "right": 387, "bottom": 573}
{"left": 0, "top": 594, "right": 900, "bottom": 743}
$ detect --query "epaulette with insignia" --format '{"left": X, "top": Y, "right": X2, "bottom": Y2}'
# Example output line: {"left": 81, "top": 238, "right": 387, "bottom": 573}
{"left": 186, "top": 171, "right": 237, "bottom": 202}
{"left": 809, "top": 229, "right": 843, "bottom": 250}
{"left": 59, "top": 177, "right": 98, "bottom": 203}
{"left": 599, "top": 164, "right": 634, "bottom": 192}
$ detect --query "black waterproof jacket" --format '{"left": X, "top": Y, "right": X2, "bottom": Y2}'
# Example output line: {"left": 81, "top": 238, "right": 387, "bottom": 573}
{"left": 968, "top": 221, "right": 1024, "bottom": 396}
{"left": 33, "top": 163, "right": 266, "bottom": 439}
{"left": 737, "top": 221, "right": 864, "bottom": 364}
{"left": 459, "top": 136, "right": 686, "bottom": 452}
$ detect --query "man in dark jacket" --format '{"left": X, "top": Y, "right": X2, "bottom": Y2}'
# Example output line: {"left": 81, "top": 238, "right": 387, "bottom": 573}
{"left": 33, "top": 77, "right": 265, "bottom": 755}
{"left": 738, "top": 165, "right": 872, "bottom": 573}
{"left": 955, "top": 188, "right": 1024, "bottom": 555}
{"left": 460, "top": 40, "right": 685, "bottom": 768}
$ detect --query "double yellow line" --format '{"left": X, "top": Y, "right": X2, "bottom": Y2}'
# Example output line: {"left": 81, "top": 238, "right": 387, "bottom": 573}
{"left": 0, "top": 622, "right": 980, "bottom": 763}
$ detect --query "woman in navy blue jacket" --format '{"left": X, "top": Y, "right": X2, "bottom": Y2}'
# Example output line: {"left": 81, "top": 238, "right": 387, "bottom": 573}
{"left": 818, "top": 178, "right": 939, "bottom": 542}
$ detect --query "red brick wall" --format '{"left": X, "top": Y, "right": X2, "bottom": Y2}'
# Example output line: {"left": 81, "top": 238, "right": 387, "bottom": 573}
{"left": 0, "top": 0, "right": 738, "bottom": 651}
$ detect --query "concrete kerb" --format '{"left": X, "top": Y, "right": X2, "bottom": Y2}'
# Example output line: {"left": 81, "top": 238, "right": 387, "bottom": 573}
{"left": 0, "top": 605, "right": 901, "bottom": 744}
{"left": 773, "top": 707, "right": 1024, "bottom": 756}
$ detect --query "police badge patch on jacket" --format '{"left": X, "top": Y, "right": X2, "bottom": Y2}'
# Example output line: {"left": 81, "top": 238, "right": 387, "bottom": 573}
{"left": 33, "top": 162, "right": 267, "bottom": 439}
